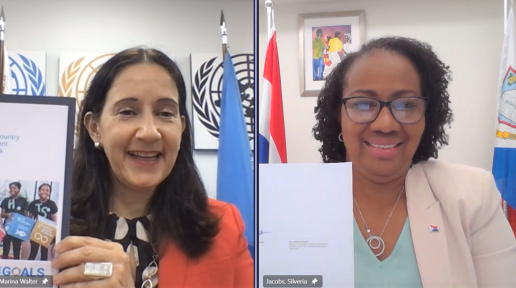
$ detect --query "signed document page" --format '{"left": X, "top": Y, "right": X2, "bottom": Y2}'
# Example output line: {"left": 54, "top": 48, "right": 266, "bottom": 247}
{"left": 258, "top": 163, "right": 354, "bottom": 288}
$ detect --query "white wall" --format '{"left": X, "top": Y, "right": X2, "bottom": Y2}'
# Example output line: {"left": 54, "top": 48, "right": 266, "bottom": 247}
{"left": 3, "top": 0, "right": 253, "bottom": 198}
{"left": 259, "top": 0, "right": 504, "bottom": 171}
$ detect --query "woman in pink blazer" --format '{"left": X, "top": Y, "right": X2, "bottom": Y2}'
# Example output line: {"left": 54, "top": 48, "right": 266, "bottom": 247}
{"left": 312, "top": 36, "right": 516, "bottom": 287}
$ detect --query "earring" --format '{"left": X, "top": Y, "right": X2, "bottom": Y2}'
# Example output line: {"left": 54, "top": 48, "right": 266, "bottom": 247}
{"left": 338, "top": 133, "right": 343, "bottom": 142}
{"left": 94, "top": 142, "right": 102, "bottom": 149}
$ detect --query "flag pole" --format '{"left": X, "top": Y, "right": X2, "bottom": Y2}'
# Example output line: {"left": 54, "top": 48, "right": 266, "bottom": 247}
{"left": 220, "top": 10, "right": 227, "bottom": 61}
{"left": 502, "top": 0, "right": 513, "bottom": 219}
{"left": 503, "top": 0, "right": 507, "bottom": 218}
{"left": 0, "top": 6, "right": 6, "bottom": 94}
{"left": 265, "top": 0, "right": 273, "bottom": 38}
{"left": 505, "top": 0, "right": 508, "bottom": 34}
{"left": 509, "top": 0, "right": 515, "bottom": 222}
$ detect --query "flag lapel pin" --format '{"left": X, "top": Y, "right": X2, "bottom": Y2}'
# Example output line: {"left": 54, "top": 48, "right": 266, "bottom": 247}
{"left": 428, "top": 225, "right": 439, "bottom": 232}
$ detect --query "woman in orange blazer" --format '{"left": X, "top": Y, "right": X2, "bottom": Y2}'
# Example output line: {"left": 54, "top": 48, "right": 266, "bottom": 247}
{"left": 49, "top": 47, "right": 254, "bottom": 288}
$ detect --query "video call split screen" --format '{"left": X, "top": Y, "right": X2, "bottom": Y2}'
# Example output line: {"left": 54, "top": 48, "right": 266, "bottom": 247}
{"left": 3, "top": 1, "right": 516, "bottom": 288}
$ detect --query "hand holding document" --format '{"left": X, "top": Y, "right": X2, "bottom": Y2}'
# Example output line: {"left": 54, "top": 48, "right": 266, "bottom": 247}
{"left": 259, "top": 163, "right": 354, "bottom": 288}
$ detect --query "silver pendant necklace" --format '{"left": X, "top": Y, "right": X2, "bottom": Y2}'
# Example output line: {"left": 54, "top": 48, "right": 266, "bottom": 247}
{"left": 141, "top": 253, "right": 159, "bottom": 288}
{"left": 354, "top": 185, "right": 404, "bottom": 257}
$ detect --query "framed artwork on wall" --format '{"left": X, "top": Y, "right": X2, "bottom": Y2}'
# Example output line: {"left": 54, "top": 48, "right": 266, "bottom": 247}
{"left": 299, "top": 10, "right": 365, "bottom": 97}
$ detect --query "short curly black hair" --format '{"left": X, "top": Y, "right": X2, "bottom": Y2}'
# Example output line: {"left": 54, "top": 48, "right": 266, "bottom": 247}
{"left": 312, "top": 36, "right": 454, "bottom": 164}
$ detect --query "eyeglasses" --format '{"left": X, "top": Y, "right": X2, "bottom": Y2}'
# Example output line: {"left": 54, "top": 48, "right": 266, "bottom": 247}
{"left": 341, "top": 96, "right": 429, "bottom": 124}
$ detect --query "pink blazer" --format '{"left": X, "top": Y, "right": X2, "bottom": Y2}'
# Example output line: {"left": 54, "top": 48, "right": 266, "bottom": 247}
{"left": 158, "top": 199, "right": 254, "bottom": 288}
{"left": 406, "top": 160, "right": 516, "bottom": 287}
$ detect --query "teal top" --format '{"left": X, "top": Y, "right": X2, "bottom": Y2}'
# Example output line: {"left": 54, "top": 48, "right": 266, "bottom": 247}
{"left": 354, "top": 217, "right": 423, "bottom": 288}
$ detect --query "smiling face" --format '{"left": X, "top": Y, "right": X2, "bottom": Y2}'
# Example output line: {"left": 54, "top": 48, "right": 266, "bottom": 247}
{"left": 39, "top": 185, "right": 50, "bottom": 200}
{"left": 85, "top": 63, "right": 185, "bottom": 192}
{"left": 340, "top": 49, "right": 425, "bottom": 178}
{"left": 9, "top": 184, "right": 20, "bottom": 197}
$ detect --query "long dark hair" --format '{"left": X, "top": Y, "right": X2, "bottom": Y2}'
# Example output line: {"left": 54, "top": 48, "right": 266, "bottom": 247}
{"left": 70, "top": 47, "right": 220, "bottom": 259}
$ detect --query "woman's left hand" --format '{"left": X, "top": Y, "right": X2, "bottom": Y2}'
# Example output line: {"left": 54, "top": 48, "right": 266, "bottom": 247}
{"left": 52, "top": 236, "right": 134, "bottom": 288}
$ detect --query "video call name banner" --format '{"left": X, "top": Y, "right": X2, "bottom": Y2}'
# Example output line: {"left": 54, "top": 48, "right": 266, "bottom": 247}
{"left": 0, "top": 275, "right": 53, "bottom": 287}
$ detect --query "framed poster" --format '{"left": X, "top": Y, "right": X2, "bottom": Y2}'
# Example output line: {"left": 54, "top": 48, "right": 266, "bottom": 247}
{"left": 190, "top": 53, "right": 254, "bottom": 150}
{"left": 57, "top": 52, "right": 116, "bottom": 137}
{"left": 58, "top": 52, "right": 175, "bottom": 137}
{"left": 299, "top": 11, "right": 365, "bottom": 96}
{"left": 8, "top": 51, "right": 47, "bottom": 96}
{"left": 0, "top": 94, "right": 75, "bottom": 287}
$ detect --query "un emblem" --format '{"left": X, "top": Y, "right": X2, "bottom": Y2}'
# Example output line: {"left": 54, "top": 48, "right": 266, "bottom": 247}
{"left": 8, "top": 54, "right": 46, "bottom": 96}
{"left": 58, "top": 53, "right": 115, "bottom": 135}
{"left": 192, "top": 54, "right": 255, "bottom": 149}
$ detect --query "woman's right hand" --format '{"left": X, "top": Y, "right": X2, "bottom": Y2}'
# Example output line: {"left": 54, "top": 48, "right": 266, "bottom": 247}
{"left": 52, "top": 236, "right": 134, "bottom": 288}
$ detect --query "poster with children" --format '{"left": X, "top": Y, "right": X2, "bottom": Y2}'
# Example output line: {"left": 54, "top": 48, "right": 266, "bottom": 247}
{"left": 0, "top": 94, "right": 75, "bottom": 287}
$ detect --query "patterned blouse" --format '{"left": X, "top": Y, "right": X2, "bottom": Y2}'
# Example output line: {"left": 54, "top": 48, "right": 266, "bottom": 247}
{"left": 104, "top": 213, "right": 158, "bottom": 288}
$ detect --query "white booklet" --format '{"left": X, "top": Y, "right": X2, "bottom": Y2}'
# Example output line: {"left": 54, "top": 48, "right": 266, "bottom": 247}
{"left": 0, "top": 95, "right": 75, "bottom": 288}
{"left": 259, "top": 163, "right": 354, "bottom": 288}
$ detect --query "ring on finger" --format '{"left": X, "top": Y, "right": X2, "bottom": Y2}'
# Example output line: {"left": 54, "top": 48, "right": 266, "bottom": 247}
{"left": 83, "top": 262, "right": 113, "bottom": 278}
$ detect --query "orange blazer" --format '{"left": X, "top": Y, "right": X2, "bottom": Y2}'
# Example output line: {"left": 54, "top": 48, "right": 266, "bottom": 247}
{"left": 158, "top": 198, "right": 254, "bottom": 288}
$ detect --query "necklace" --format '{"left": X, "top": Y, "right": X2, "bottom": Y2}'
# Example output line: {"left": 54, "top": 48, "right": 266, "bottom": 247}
{"left": 141, "top": 253, "right": 159, "bottom": 288}
{"left": 354, "top": 185, "right": 404, "bottom": 257}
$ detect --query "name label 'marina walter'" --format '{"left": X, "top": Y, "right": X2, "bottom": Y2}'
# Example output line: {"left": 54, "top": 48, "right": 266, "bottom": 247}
{"left": 0, "top": 276, "right": 53, "bottom": 287}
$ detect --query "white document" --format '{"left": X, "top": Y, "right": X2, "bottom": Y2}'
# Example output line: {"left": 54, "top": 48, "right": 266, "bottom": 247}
{"left": 259, "top": 163, "right": 354, "bottom": 288}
